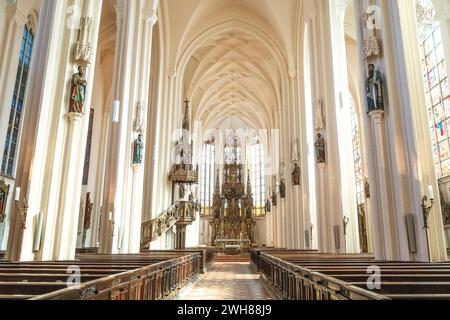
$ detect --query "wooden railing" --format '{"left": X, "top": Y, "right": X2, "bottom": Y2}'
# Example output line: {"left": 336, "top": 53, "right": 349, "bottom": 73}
{"left": 141, "top": 201, "right": 197, "bottom": 249}
{"left": 31, "top": 253, "right": 201, "bottom": 300}
{"left": 259, "top": 253, "right": 388, "bottom": 300}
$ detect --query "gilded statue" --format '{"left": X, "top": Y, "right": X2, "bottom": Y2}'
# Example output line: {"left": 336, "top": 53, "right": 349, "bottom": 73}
{"left": 69, "top": 65, "right": 87, "bottom": 114}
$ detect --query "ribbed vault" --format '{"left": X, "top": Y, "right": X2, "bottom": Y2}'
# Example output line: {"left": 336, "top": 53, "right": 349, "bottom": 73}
{"left": 183, "top": 27, "right": 283, "bottom": 132}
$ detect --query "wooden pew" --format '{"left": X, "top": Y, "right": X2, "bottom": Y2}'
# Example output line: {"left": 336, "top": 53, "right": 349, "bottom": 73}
{"left": 259, "top": 251, "right": 450, "bottom": 300}
{"left": 0, "top": 251, "right": 202, "bottom": 300}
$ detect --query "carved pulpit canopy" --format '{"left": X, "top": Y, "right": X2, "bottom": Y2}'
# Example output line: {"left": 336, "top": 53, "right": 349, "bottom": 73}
{"left": 0, "top": 180, "right": 10, "bottom": 223}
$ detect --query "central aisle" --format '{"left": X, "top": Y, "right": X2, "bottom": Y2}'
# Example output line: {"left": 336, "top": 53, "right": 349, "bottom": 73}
{"left": 178, "top": 262, "right": 275, "bottom": 300}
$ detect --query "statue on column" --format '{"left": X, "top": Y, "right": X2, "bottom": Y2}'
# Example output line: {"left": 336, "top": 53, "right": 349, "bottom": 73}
{"left": 265, "top": 199, "right": 272, "bottom": 213}
{"left": 292, "top": 162, "right": 301, "bottom": 186}
{"left": 280, "top": 180, "right": 286, "bottom": 199}
{"left": 366, "top": 64, "right": 384, "bottom": 113}
{"left": 315, "top": 134, "right": 326, "bottom": 164}
{"left": 69, "top": 65, "right": 87, "bottom": 114}
{"left": 133, "top": 134, "right": 144, "bottom": 165}
{"left": 272, "top": 190, "right": 277, "bottom": 207}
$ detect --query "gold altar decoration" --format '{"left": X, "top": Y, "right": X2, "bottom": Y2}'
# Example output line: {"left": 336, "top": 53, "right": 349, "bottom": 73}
{"left": 211, "top": 163, "right": 255, "bottom": 251}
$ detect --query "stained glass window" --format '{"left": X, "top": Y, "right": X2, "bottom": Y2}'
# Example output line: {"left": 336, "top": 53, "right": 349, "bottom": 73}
{"left": 250, "top": 143, "right": 265, "bottom": 216}
{"left": 350, "top": 97, "right": 365, "bottom": 206}
{"left": 1, "top": 25, "right": 34, "bottom": 177}
{"left": 417, "top": 4, "right": 449, "bottom": 178}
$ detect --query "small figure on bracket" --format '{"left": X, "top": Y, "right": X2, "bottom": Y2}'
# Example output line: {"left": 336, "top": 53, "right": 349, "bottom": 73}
{"left": 280, "top": 180, "right": 286, "bottom": 199}
{"left": 69, "top": 65, "right": 87, "bottom": 114}
{"left": 133, "top": 134, "right": 144, "bottom": 165}
{"left": 292, "top": 162, "right": 301, "bottom": 186}
{"left": 315, "top": 134, "right": 326, "bottom": 164}
{"left": 366, "top": 64, "right": 385, "bottom": 113}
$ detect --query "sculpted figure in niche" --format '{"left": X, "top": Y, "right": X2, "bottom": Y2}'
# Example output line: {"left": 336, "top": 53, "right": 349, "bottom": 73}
{"left": 315, "top": 134, "right": 326, "bottom": 164}
{"left": 133, "top": 134, "right": 144, "bottom": 165}
{"left": 366, "top": 64, "right": 385, "bottom": 113}
{"left": 69, "top": 65, "right": 87, "bottom": 114}
{"left": 292, "top": 162, "right": 301, "bottom": 186}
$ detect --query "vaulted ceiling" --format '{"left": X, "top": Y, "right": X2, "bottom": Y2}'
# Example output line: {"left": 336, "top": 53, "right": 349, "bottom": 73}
{"left": 165, "top": 0, "right": 298, "bottom": 132}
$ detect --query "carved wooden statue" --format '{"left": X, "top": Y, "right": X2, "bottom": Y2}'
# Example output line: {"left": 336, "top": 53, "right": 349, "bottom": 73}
{"left": 315, "top": 134, "right": 326, "bottom": 164}
{"left": 69, "top": 65, "right": 87, "bottom": 114}
{"left": 366, "top": 64, "right": 384, "bottom": 113}
{"left": 292, "top": 162, "right": 301, "bottom": 186}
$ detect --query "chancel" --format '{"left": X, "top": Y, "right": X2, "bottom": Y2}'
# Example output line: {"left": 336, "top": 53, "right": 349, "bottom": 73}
{"left": 0, "top": 0, "right": 450, "bottom": 302}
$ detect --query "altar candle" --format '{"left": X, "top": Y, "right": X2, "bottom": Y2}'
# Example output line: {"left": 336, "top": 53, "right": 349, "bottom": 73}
{"left": 15, "top": 188, "right": 21, "bottom": 201}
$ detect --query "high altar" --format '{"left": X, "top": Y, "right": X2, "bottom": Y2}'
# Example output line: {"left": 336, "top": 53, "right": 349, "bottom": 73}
{"left": 211, "top": 161, "right": 255, "bottom": 252}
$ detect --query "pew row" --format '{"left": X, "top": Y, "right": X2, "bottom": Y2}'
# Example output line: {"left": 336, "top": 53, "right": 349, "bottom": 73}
{"left": 258, "top": 253, "right": 386, "bottom": 300}
{"left": 0, "top": 252, "right": 202, "bottom": 300}
{"left": 258, "top": 251, "right": 450, "bottom": 300}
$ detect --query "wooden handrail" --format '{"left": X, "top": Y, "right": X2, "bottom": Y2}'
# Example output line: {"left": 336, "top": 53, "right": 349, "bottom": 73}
{"left": 141, "top": 201, "right": 197, "bottom": 249}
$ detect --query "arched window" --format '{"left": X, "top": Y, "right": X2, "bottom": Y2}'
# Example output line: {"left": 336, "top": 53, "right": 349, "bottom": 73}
{"left": 1, "top": 24, "right": 34, "bottom": 177}
{"left": 200, "top": 142, "right": 215, "bottom": 216}
{"left": 250, "top": 142, "right": 265, "bottom": 216}
{"left": 416, "top": 0, "right": 449, "bottom": 178}
{"left": 350, "top": 96, "right": 365, "bottom": 205}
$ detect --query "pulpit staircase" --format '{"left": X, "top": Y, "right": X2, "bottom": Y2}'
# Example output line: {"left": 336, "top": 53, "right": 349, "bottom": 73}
{"left": 140, "top": 201, "right": 196, "bottom": 250}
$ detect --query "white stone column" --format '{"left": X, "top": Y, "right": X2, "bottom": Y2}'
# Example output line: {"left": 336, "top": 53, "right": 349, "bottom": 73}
{"left": 99, "top": 0, "right": 158, "bottom": 254}
{"left": 329, "top": 0, "right": 360, "bottom": 253}
{"left": 7, "top": 0, "right": 103, "bottom": 261}
{"left": 53, "top": 113, "right": 84, "bottom": 260}
{"left": 368, "top": 110, "right": 396, "bottom": 259}
{"left": 316, "top": 163, "right": 329, "bottom": 252}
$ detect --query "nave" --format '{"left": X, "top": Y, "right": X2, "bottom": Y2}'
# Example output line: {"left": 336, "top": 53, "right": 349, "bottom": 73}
{"left": 1, "top": 248, "right": 450, "bottom": 300}
{"left": 176, "top": 258, "right": 275, "bottom": 300}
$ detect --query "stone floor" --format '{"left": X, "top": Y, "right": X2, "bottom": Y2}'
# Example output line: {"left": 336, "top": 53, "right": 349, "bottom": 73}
{"left": 177, "top": 262, "right": 275, "bottom": 300}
